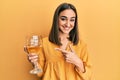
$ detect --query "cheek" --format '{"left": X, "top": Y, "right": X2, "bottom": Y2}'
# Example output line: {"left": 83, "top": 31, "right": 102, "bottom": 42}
{"left": 59, "top": 20, "right": 65, "bottom": 25}
{"left": 71, "top": 22, "right": 75, "bottom": 28}
{"left": 58, "top": 20, "right": 62, "bottom": 27}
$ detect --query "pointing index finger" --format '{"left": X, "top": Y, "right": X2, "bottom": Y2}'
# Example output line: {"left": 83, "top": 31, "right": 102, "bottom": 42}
{"left": 55, "top": 48, "right": 68, "bottom": 54}
{"left": 69, "top": 45, "right": 74, "bottom": 52}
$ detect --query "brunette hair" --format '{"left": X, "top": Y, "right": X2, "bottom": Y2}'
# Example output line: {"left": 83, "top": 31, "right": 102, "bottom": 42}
{"left": 49, "top": 3, "right": 79, "bottom": 45}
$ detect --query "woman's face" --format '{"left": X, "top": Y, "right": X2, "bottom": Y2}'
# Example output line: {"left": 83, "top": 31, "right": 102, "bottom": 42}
{"left": 58, "top": 9, "right": 76, "bottom": 34}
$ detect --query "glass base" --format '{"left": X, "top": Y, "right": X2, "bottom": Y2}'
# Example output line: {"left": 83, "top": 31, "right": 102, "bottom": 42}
{"left": 30, "top": 68, "right": 42, "bottom": 74}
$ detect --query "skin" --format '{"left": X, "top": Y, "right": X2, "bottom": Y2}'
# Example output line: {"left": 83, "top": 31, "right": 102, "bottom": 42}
{"left": 58, "top": 9, "right": 75, "bottom": 35}
{"left": 25, "top": 9, "right": 85, "bottom": 73}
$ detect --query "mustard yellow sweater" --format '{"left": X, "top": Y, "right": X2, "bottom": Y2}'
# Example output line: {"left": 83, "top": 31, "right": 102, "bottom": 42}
{"left": 37, "top": 37, "right": 93, "bottom": 80}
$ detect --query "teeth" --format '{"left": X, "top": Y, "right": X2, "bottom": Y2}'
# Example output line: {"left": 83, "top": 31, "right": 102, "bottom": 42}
{"left": 64, "top": 27, "right": 69, "bottom": 30}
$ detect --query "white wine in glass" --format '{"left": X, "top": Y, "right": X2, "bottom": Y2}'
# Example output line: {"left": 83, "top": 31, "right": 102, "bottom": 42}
{"left": 24, "top": 35, "right": 42, "bottom": 74}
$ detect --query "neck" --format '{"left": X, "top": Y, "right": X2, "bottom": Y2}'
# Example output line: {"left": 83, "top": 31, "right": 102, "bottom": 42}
{"left": 59, "top": 32, "right": 69, "bottom": 41}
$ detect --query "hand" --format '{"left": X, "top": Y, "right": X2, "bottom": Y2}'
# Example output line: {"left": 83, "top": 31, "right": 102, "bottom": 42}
{"left": 24, "top": 46, "right": 39, "bottom": 67}
{"left": 55, "top": 45, "right": 85, "bottom": 73}
{"left": 28, "top": 53, "right": 39, "bottom": 63}
{"left": 24, "top": 46, "right": 29, "bottom": 54}
{"left": 55, "top": 45, "right": 79, "bottom": 64}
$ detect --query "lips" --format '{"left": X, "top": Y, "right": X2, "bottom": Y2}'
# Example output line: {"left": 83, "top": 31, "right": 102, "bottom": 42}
{"left": 64, "top": 27, "right": 70, "bottom": 30}
{"left": 63, "top": 26, "right": 71, "bottom": 31}
{"left": 59, "top": 25, "right": 73, "bottom": 34}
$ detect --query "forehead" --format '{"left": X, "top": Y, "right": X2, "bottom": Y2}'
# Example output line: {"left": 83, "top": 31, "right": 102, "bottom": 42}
{"left": 59, "top": 9, "right": 76, "bottom": 17}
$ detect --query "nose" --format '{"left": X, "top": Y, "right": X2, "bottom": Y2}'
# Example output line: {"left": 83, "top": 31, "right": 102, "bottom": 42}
{"left": 65, "top": 20, "right": 70, "bottom": 27}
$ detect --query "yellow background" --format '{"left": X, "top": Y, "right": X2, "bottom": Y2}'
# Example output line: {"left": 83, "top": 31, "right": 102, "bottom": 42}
{"left": 0, "top": 0, "right": 120, "bottom": 80}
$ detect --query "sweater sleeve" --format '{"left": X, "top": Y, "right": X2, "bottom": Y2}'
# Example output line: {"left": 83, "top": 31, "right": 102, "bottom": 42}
{"left": 75, "top": 44, "right": 94, "bottom": 80}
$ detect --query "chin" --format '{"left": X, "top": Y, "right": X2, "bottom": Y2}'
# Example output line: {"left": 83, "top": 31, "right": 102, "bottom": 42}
{"left": 63, "top": 31, "right": 70, "bottom": 34}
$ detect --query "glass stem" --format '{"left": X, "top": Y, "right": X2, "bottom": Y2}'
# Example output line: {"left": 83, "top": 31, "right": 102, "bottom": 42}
{"left": 34, "top": 61, "right": 39, "bottom": 69}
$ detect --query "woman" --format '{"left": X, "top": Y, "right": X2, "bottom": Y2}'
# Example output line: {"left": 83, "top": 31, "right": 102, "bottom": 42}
{"left": 25, "top": 3, "right": 93, "bottom": 80}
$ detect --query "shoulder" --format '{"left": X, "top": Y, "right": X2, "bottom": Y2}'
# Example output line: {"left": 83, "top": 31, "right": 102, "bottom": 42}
{"left": 42, "top": 37, "right": 49, "bottom": 48}
{"left": 76, "top": 39, "right": 87, "bottom": 48}
{"left": 42, "top": 37, "right": 56, "bottom": 46}
{"left": 42, "top": 36, "right": 49, "bottom": 41}
{"left": 42, "top": 37, "right": 49, "bottom": 44}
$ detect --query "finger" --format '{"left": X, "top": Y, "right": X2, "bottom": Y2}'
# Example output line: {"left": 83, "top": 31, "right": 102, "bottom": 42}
{"left": 28, "top": 55, "right": 38, "bottom": 61}
{"left": 31, "top": 58, "right": 38, "bottom": 63}
{"left": 55, "top": 48, "right": 68, "bottom": 53}
{"left": 24, "top": 46, "right": 29, "bottom": 54}
{"left": 55, "top": 48, "right": 63, "bottom": 51}
{"left": 28, "top": 54, "right": 38, "bottom": 58}
{"left": 65, "top": 57, "right": 71, "bottom": 63}
{"left": 64, "top": 53, "right": 69, "bottom": 57}
{"left": 69, "top": 45, "right": 74, "bottom": 53}
{"left": 29, "top": 55, "right": 38, "bottom": 59}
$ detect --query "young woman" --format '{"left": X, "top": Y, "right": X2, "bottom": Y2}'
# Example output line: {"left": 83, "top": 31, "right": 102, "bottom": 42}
{"left": 25, "top": 3, "right": 93, "bottom": 80}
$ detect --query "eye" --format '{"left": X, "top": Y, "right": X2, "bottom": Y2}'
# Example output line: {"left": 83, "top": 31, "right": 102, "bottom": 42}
{"left": 60, "top": 17, "right": 66, "bottom": 21}
{"left": 70, "top": 18, "right": 75, "bottom": 22}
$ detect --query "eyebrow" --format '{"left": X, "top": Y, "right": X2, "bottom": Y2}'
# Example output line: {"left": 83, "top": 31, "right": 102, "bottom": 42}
{"left": 60, "top": 16, "right": 76, "bottom": 19}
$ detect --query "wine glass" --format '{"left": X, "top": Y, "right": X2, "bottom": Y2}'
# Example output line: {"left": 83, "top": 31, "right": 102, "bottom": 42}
{"left": 24, "top": 35, "right": 42, "bottom": 74}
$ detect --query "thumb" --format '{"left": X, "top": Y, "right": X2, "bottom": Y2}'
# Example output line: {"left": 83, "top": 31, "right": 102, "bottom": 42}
{"left": 69, "top": 45, "right": 74, "bottom": 53}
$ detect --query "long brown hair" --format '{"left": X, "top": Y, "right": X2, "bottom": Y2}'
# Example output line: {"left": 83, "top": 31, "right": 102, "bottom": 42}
{"left": 49, "top": 3, "right": 79, "bottom": 45}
